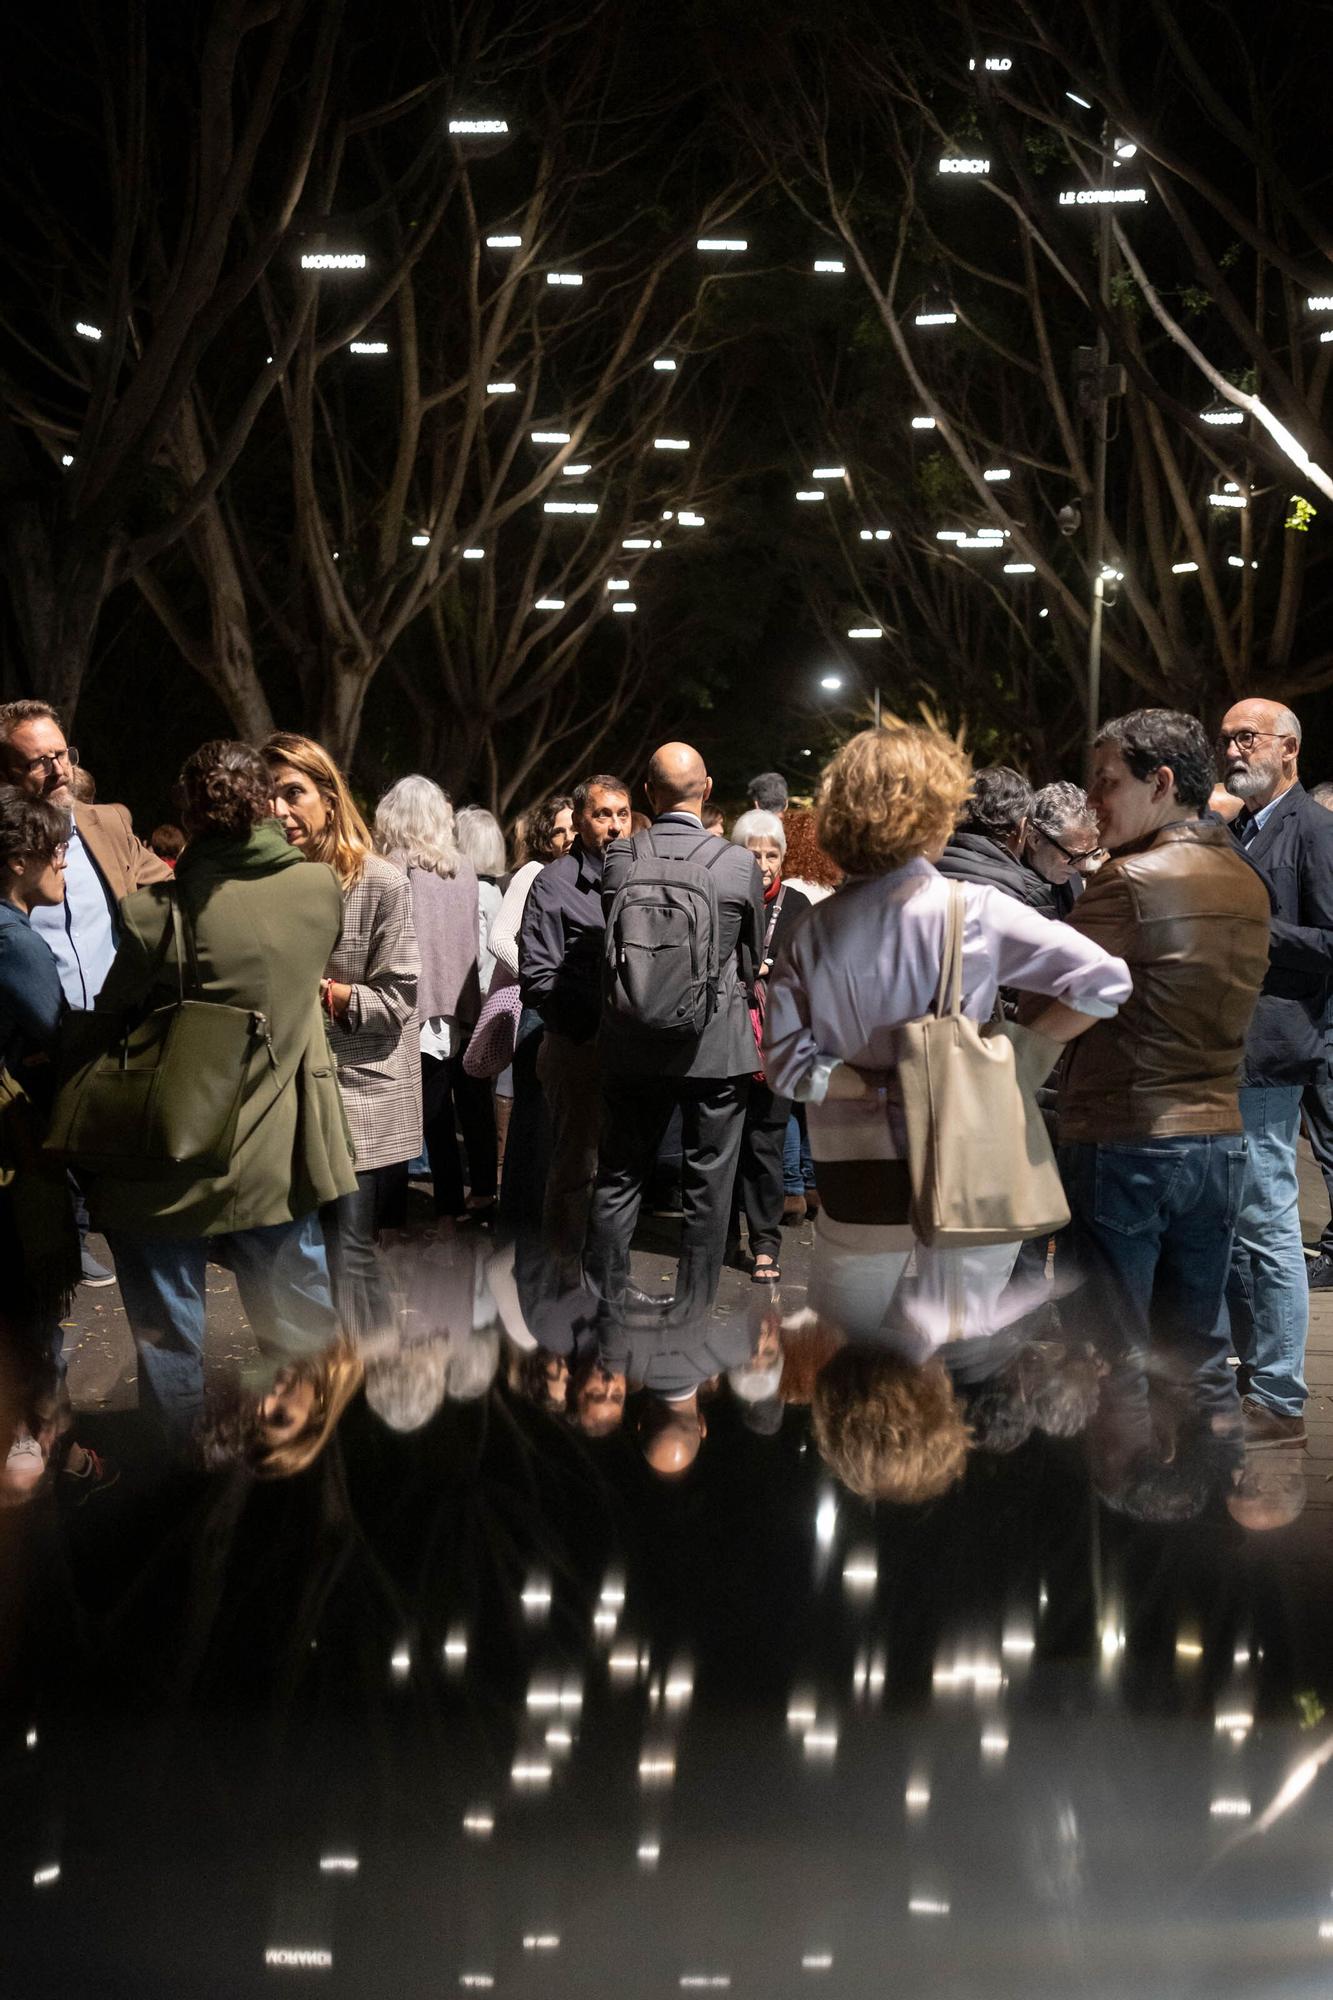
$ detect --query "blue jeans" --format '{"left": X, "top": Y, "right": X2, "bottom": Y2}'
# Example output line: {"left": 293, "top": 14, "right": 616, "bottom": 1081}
{"left": 1219, "top": 1084, "right": 1309, "bottom": 1417}
{"left": 783, "top": 1109, "right": 815, "bottom": 1196}
{"left": 1060, "top": 1134, "right": 1247, "bottom": 1423}
{"left": 107, "top": 1216, "right": 339, "bottom": 1429}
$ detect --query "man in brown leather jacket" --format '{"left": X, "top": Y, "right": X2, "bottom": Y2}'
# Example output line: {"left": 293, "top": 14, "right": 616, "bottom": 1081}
{"left": 1055, "top": 710, "right": 1271, "bottom": 1448}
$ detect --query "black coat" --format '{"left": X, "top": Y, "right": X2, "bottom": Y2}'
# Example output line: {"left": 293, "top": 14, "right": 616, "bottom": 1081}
{"left": 936, "top": 831, "right": 1055, "bottom": 913}
{"left": 1233, "top": 782, "right": 1333, "bottom": 1086}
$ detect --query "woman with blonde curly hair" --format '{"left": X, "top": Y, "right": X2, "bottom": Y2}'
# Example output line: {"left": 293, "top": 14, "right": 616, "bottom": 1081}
{"left": 263, "top": 733, "right": 420, "bottom": 1336}
{"left": 763, "top": 726, "right": 1130, "bottom": 1350}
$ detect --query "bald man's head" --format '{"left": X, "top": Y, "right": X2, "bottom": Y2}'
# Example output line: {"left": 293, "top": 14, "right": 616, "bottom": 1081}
{"left": 646, "top": 741, "right": 711, "bottom": 815}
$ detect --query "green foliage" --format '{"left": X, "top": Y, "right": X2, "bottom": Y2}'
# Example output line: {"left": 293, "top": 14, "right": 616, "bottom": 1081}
{"left": 1022, "top": 130, "right": 1064, "bottom": 177}
{"left": 1109, "top": 269, "right": 1143, "bottom": 316}
{"left": 915, "top": 450, "right": 970, "bottom": 514}
{"left": 1286, "top": 494, "right": 1317, "bottom": 533}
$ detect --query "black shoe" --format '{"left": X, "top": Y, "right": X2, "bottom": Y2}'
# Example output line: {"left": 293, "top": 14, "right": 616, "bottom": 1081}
{"left": 1307, "top": 1251, "right": 1333, "bottom": 1289}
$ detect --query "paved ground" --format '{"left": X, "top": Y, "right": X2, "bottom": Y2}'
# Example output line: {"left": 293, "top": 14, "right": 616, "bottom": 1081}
{"left": 62, "top": 1152, "right": 1333, "bottom": 1499}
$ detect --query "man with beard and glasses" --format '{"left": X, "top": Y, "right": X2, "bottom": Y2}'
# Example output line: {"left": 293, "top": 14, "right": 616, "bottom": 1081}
{"left": 1218, "top": 698, "right": 1333, "bottom": 1447}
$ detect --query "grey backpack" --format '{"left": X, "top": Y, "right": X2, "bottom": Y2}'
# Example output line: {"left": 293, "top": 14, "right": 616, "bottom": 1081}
{"left": 603, "top": 831, "right": 724, "bottom": 1039}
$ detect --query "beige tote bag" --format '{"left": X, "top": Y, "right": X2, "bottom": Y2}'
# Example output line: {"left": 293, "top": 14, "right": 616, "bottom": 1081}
{"left": 897, "top": 884, "right": 1070, "bottom": 1248}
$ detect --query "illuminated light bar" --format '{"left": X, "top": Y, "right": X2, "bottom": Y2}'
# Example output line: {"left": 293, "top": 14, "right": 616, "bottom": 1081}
{"left": 462, "top": 1811, "right": 494, "bottom": 1836}
{"left": 265, "top": 1947, "right": 332, "bottom": 1968}
{"left": 848, "top": 627, "right": 883, "bottom": 638}
{"left": 802, "top": 1955, "right": 834, "bottom": 1971}
{"left": 511, "top": 1757, "right": 553, "bottom": 1784}
{"left": 983, "top": 467, "right": 1012, "bottom": 481}
{"left": 638, "top": 1839, "right": 661, "bottom": 1865}
{"left": 939, "top": 157, "right": 989, "bottom": 175}
{"left": 909, "top": 1898, "right": 951, "bottom": 1917}
{"left": 1305, "top": 296, "right": 1333, "bottom": 310}
{"left": 547, "top": 272, "right": 583, "bottom": 287}
{"left": 462, "top": 547, "right": 485, "bottom": 559}
{"left": 814, "top": 259, "right": 845, "bottom": 273}
{"left": 820, "top": 674, "right": 844, "bottom": 692}
{"left": 1215, "top": 1710, "right": 1254, "bottom": 1733}
{"left": 32, "top": 1864, "right": 60, "bottom": 1887}
{"left": 1201, "top": 403, "right": 1244, "bottom": 425}
{"left": 679, "top": 1980, "right": 731, "bottom": 1991}
{"left": 980, "top": 1728, "right": 1009, "bottom": 1757}
{"left": 534, "top": 597, "right": 566, "bottom": 611}
{"left": 1066, "top": 91, "right": 1093, "bottom": 109}
{"left": 639, "top": 1750, "right": 677, "bottom": 1781}
{"left": 911, "top": 416, "right": 937, "bottom": 429}
{"left": 905, "top": 1780, "right": 931, "bottom": 1811}
{"left": 1114, "top": 138, "right": 1139, "bottom": 160}
{"left": 796, "top": 490, "right": 825, "bottom": 502}
{"left": 812, "top": 465, "right": 846, "bottom": 479}
{"left": 843, "top": 1552, "right": 877, "bottom": 1590}
{"left": 543, "top": 500, "right": 599, "bottom": 514}
{"left": 486, "top": 381, "right": 517, "bottom": 395}
{"left": 1001, "top": 1630, "right": 1035, "bottom": 1658}
{"left": 787, "top": 1697, "right": 818, "bottom": 1729}
{"left": 523, "top": 1935, "right": 560, "bottom": 1951}
{"left": 1208, "top": 491, "right": 1247, "bottom": 508}
{"left": 348, "top": 340, "right": 388, "bottom": 354}
{"left": 60, "top": 454, "right": 74, "bottom": 467}
{"left": 319, "top": 1855, "right": 359, "bottom": 1873}
{"left": 915, "top": 310, "right": 957, "bottom": 325}
{"left": 390, "top": 1646, "right": 411, "bottom": 1677}
{"left": 1172, "top": 560, "right": 1199, "bottom": 573}
{"left": 545, "top": 1726, "right": 572, "bottom": 1749}
{"left": 609, "top": 1645, "right": 640, "bottom": 1676}
{"left": 460, "top": 1978, "right": 495, "bottom": 1990}
{"left": 652, "top": 358, "right": 679, "bottom": 375}
{"left": 486, "top": 234, "right": 522, "bottom": 249}
{"left": 804, "top": 1727, "right": 839, "bottom": 1756}
{"left": 1321, "top": 330, "right": 1333, "bottom": 343}
{"left": 1058, "top": 187, "right": 1147, "bottom": 205}
{"left": 654, "top": 438, "right": 690, "bottom": 450}
{"left": 531, "top": 430, "right": 571, "bottom": 443}
{"left": 74, "top": 321, "right": 102, "bottom": 340}
{"left": 1209, "top": 1797, "right": 1251, "bottom": 1818}
{"left": 623, "top": 537, "right": 653, "bottom": 548}
{"left": 969, "top": 56, "right": 1013, "bottom": 70}
{"left": 443, "top": 1626, "right": 468, "bottom": 1665}
{"left": 1004, "top": 562, "right": 1036, "bottom": 574}
{"left": 677, "top": 512, "right": 705, "bottom": 527}
{"left": 958, "top": 535, "right": 1000, "bottom": 548}
{"left": 697, "top": 237, "right": 747, "bottom": 251}
{"left": 607, "top": 578, "right": 631, "bottom": 591}
{"left": 450, "top": 119, "right": 508, "bottom": 135}
{"left": 562, "top": 463, "right": 592, "bottom": 476}
{"left": 1321, "top": 1922, "right": 1333, "bottom": 1942}
{"left": 612, "top": 600, "right": 638, "bottom": 613}
{"left": 411, "top": 532, "right": 431, "bottom": 547}
{"left": 25, "top": 1728, "right": 38, "bottom": 1748}
{"left": 300, "top": 253, "right": 366, "bottom": 269}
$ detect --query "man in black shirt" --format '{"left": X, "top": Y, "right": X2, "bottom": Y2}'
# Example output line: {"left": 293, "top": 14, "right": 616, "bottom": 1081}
{"left": 519, "top": 774, "right": 631, "bottom": 1275}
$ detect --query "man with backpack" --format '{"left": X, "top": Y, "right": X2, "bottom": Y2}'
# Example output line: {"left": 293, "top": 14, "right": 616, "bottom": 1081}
{"left": 585, "top": 742, "right": 765, "bottom": 1313}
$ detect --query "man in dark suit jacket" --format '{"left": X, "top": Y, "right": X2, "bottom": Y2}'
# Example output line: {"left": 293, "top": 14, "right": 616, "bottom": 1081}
{"left": 1220, "top": 697, "right": 1333, "bottom": 1447}
{"left": 585, "top": 742, "right": 764, "bottom": 1314}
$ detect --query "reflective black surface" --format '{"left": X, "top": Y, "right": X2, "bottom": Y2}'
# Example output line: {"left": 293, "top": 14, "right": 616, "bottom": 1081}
{"left": 4, "top": 1227, "right": 1333, "bottom": 1999}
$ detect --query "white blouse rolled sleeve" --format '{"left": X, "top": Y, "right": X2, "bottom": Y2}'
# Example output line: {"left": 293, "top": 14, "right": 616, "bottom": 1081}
{"left": 489, "top": 860, "right": 543, "bottom": 982}
{"left": 763, "top": 860, "right": 1131, "bottom": 1106}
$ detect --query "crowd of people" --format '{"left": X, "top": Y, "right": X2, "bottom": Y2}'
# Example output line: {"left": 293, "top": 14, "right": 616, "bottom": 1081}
{"left": 2, "top": 687, "right": 1332, "bottom": 1519}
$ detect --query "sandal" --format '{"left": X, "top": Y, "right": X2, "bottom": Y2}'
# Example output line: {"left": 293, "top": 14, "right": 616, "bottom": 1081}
{"left": 751, "top": 1255, "right": 781, "bottom": 1286}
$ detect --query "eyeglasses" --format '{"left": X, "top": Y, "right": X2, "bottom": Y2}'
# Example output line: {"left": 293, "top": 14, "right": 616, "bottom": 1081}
{"left": 16, "top": 746, "right": 79, "bottom": 778}
{"left": 1040, "top": 832, "right": 1103, "bottom": 870}
{"left": 1217, "top": 728, "right": 1281, "bottom": 754}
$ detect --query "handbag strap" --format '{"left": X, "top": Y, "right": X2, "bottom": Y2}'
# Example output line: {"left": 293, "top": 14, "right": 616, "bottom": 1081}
{"left": 761, "top": 885, "right": 785, "bottom": 961}
{"left": 168, "top": 895, "right": 206, "bottom": 1005}
{"left": 933, "top": 884, "right": 966, "bottom": 1020}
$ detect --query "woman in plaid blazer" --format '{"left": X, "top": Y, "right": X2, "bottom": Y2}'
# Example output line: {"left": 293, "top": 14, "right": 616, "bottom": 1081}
{"left": 264, "top": 733, "right": 421, "bottom": 1338}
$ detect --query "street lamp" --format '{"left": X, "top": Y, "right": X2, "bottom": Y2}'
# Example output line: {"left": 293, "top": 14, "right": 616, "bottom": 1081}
{"left": 817, "top": 668, "right": 882, "bottom": 728}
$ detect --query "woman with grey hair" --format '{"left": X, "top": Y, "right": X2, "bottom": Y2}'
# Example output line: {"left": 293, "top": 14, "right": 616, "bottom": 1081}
{"left": 728, "top": 809, "right": 813, "bottom": 1282}
{"left": 1025, "top": 781, "right": 1103, "bottom": 918}
{"left": 455, "top": 806, "right": 507, "bottom": 996}
{"left": 375, "top": 777, "right": 495, "bottom": 1223}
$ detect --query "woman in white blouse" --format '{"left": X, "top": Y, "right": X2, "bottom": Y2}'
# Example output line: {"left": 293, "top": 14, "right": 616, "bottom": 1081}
{"left": 764, "top": 727, "right": 1131, "bottom": 1354}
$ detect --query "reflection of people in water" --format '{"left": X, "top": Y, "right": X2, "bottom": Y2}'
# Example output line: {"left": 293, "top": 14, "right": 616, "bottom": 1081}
{"left": 812, "top": 1346, "right": 970, "bottom": 1504}
{"left": 196, "top": 1343, "right": 363, "bottom": 1478}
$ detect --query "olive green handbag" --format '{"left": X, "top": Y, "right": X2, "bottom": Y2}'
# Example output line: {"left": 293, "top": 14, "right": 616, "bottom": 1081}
{"left": 45, "top": 898, "right": 278, "bottom": 1178}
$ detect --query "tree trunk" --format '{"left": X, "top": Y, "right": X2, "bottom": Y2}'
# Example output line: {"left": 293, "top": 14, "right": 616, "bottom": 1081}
{"left": 313, "top": 646, "right": 378, "bottom": 769}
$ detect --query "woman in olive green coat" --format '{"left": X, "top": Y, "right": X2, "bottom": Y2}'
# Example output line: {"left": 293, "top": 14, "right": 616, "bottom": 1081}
{"left": 85, "top": 742, "right": 358, "bottom": 1430}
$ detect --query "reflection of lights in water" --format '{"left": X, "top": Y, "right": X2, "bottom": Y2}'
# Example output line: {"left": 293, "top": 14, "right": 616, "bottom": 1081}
{"left": 1175, "top": 1637, "right": 1204, "bottom": 1662}
{"left": 1215, "top": 1711, "right": 1253, "bottom": 1736}
{"left": 1099, "top": 1620, "right": 1125, "bottom": 1662}
{"left": 803, "top": 1726, "right": 838, "bottom": 1760}
{"left": 265, "top": 1947, "right": 332, "bottom": 1968}
{"left": 665, "top": 1661, "right": 694, "bottom": 1709}
{"left": 319, "top": 1855, "right": 358, "bottom": 1873}
{"left": 980, "top": 1728, "right": 1009, "bottom": 1760}
{"left": 25, "top": 1728, "right": 37, "bottom": 1749}
{"left": 610, "top": 1646, "right": 640, "bottom": 1678}
{"left": 1320, "top": 1921, "right": 1333, "bottom": 1941}
{"left": 680, "top": 1978, "right": 731, "bottom": 1989}
{"left": 523, "top": 1935, "right": 560, "bottom": 1950}
{"left": 1001, "top": 1627, "right": 1035, "bottom": 1661}
{"left": 511, "top": 1758, "right": 553, "bottom": 1787}
{"left": 909, "top": 1897, "right": 950, "bottom": 1917}
{"left": 905, "top": 1778, "right": 930, "bottom": 1814}
{"left": 1235, "top": 1646, "right": 1252, "bottom": 1670}
{"left": 802, "top": 1953, "right": 834, "bottom": 1970}
{"left": 638, "top": 1838, "right": 661, "bottom": 1867}
{"left": 444, "top": 1627, "right": 468, "bottom": 1668}
{"left": 788, "top": 1695, "right": 818, "bottom": 1730}
{"left": 815, "top": 1493, "right": 838, "bottom": 1547}
{"left": 639, "top": 1750, "right": 676, "bottom": 1784}
{"left": 33, "top": 1865, "right": 60, "bottom": 1887}
{"left": 854, "top": 1648, "right": 886, "bottom": 1697}
{"left": 460, "top": 1977, "right": 494, "bottom": 1990}
{"left": 843, "top": 1550, "right": 877, "bottom": 1595}
{"left": 390, "top": 1646, "right": 411, "bottom": 1678}
{"left": 462, "top": 1811, "right": 494, "bottom": 1837}
{"left": 1210, "top": 1797, "right": 1251, "bottom": 1818}
{"left": 933, "top": 1655, "right": 1004, "bottom": 1696}
{"left": 546, "top": 1726, "right": 573, "bottom": 1750}
{"left": 595, "top": 1608, "right": 619, "bottom": 1637}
